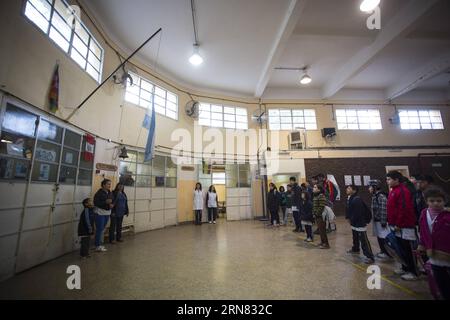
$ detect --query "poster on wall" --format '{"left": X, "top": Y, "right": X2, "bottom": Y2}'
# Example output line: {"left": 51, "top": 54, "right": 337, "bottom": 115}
{"left": 36, "top": 147, "right": 57, "bottom": 163}
{"left": 39, "top": 164, "right": 50, "bottom": 181}
{"left": 344, "top": 175, "right": 353, "bottom": 186}
{"left": 14, "top": 162, "right": 28, "bottom": 178}
{"left": 354, "top": 175, "right": 362, "bottom": 186}
{"left": 0, "top": 158, "right": 14, "bottom": 179}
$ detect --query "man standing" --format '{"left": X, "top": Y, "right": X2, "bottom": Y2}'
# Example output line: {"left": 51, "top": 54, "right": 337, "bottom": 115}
{"left": 346, "top": 185, "right": 375, "bottom": 264}
{"left": 369, "top": 180, "right": 391, "bottom": 260}
{"left": 290, "top": 176, "right": 303, "bottom": 233}
{"left": 415, "top": 175, "right": 434, "bottom": 222}
{"left": 386, "top": 171, "right": 419, "bottom": 281}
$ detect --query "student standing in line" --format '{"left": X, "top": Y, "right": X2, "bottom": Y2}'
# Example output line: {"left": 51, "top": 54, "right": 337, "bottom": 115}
{"left": 109, "top": 183, "right": 129, "bottom": 243}
{"left": 93, "top": 179, "right": 113, "bottom": 252}
{"left": 193, "top": 183, "right": 204, "bottom": 225}
{"left": 312, "top": 184, "right": 330, "bottom": 249}
{"left": 290, "top": 177, "right": 303, "bottom": 233}
{"left": 369, "top": 180, "right": 391, "bottom": 259}
{"left": 345, "top": 185, "right": 375, "bottom": 264}
{"left": 78, "top": 198, "right": 95, "bottom": 258}
{"left": 284, "top": 184, "right": 293, "bottom": 226}
{"left": 278, "top": 186, "right": 287, "bottom": 226}
{"left": 415, "top": 175, "right": 434, "bottom": 222}
{"left": 299, "top": 191, "right": 314, "bottom": 242}
{"left": 267, "top": 183, "right": 280, "bottom": 227}
{"left": 386, "top": 171, "right": 419, "bottom": 281}
{"left": 206, "top": 185, "right": 218, "bottom": 224}
{"left": 418, "top": 187, "right": 450, "bottom": 300}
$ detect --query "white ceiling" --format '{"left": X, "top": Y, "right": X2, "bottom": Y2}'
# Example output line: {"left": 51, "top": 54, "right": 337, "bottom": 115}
{"left": 84, "top": 0, "right": 450, "bottom": 100}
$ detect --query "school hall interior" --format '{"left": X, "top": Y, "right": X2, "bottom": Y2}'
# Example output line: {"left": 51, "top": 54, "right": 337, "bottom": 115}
{"left": 0, "top": 0, "right": 449, "bottom": 300}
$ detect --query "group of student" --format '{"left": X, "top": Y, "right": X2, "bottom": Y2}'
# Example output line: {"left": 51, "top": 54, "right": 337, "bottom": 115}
{"left": 267, "top": 175, "right": 336, "bottom": 249}
{"left": 193, "top": 183, "right": 220, "bottom": 225}
{"left": 347, "top": 171, "right": 450, "bottom": 300}
{"left": 77, "top": 179, "right": 130, "bottom": 258}
{"left": 267, "top": 171, "right": 450, "bottom": 300}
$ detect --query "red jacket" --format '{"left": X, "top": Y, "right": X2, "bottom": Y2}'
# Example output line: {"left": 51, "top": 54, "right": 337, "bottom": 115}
{"left": 387, "top": 184, "right": 416, "bottom": 228}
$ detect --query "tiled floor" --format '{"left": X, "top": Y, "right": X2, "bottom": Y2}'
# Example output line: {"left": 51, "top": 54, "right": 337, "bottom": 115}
{"left": 0, "top": 217, "right": 432, "bottom": 300}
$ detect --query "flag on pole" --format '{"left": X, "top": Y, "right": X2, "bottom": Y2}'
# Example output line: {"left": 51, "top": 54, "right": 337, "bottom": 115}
{"left": 48, "top": 64, "right": 60, "bottom": 113}
{"left": 143, "top": 96, "right": 156, "bottom": 162}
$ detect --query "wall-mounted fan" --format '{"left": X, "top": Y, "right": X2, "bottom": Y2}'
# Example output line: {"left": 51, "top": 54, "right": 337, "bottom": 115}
{"left": 251, "top": 110, "right": 267, "bottom": 126}
{"left": 185, "top": 100, "right": 200, "bottom": 119}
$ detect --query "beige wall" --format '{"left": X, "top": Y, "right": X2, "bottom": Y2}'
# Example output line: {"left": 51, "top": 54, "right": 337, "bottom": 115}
{"left": 1, "top": 0, "right": 449, "bottom": 159}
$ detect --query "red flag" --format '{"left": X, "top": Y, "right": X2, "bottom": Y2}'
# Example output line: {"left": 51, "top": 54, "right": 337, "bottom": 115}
{"left": 83, "top": 134, "right": 95, "bottom": 162}
{"left": 48, "top": 64, "right": 59, "bottom": 113}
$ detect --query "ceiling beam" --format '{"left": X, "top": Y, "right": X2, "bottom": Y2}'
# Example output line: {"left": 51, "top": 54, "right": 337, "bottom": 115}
{"left": 386, "top": 50, "right": 450, "bottom": 101}
{"left": 254, "top": 0, "right": 308, "bottom": 98}
{"left": 321, "top": 0, "right": 440, "bottom": 99}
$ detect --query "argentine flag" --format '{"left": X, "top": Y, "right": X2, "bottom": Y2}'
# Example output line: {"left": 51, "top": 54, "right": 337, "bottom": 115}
{"left": 143, "top": 100, "right": 156, "bottom": 162}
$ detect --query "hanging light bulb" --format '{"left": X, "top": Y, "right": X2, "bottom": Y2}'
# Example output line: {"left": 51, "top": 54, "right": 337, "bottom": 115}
{"left": 189, "top": 44, "right": 203, "bottom": 66}
{"left": 360, "top": 0, "right": 380, "bottom": 12}
{"left": 299, "top": 68, "right": 312, "bottom": 85}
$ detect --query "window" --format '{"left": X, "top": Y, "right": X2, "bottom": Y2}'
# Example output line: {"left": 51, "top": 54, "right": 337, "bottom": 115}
{"left": 399, "top": 109, "right": 444, "bottom": 130}
{"left": 198, "top": 103, "right": 248, "bottom": 129}
{"left": 125, "top": 73, "right": 178, "bottom": 120}
{"left": 24, "top": 0, "right": 104, "bottom": 82}
{"left": 336, "top": 109, "right": 382, "bottom": 130}
{"left": 268, "top": 109, "right": 317, "bottom": 131}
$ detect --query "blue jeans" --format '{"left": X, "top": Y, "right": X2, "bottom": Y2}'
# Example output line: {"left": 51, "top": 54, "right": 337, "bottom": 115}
{"left": 95, "top": 214, "right": 110, "bottom": 247}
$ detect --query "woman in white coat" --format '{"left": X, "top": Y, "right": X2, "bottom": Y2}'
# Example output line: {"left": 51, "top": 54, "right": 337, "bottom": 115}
{"left": 193, "top": 183, "right": 204, "bottom": 225}
{"left": 206, "top": 185, "right": 219, "bottom": 224}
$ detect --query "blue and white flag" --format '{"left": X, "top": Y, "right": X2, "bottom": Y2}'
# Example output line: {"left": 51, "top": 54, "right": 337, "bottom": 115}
{"left": 143, "top": 101, "right": 156, "bottom": 162}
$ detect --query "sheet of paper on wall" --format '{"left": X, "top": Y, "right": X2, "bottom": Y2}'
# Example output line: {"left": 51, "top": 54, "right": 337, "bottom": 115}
{"left": 363, "top": 176, "right": 371, "bottom": 186}
{"left": 344, "top": 175, "right": 353, "bottom": 186}
{"left": 353, "top": 175, "right": 362, "bottom": 186}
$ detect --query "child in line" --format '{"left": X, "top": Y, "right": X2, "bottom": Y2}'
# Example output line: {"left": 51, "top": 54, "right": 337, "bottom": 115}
{"left": 299, "top": 191, "right": 314, "bottom": 242}
{"left": 278, "top": 186, "right": 287, "bottom": 226}
{"left": 346, "top": 185, "right": 375, "bottom": 264}
{"left": 283, "top": 184, "right": 293, "bottom": 226}
{"left": 78, "top": 198, "right": 95, "bottom": 259}
{"left": 418, "top": 187, "right": 450, "bottom": 300}
{"left": 267, "top": 183, "right": 280, "bottom": 227}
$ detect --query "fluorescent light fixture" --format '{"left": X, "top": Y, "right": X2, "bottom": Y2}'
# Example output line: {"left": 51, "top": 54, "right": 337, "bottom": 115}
{"left": 1, "top": 139, "right": 13, "bottom": 144}
{"left": 300, "top": 73, "right": 312, "bottom": 85}
{"left": 189, "top": 44, "right": 203, "bottom": 66}
{"left": 360, "top": 0, "right": 380, "bottom": 12}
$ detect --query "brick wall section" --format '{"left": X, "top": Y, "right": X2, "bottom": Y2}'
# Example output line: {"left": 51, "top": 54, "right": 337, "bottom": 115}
{"left": 305, "top": 156, "right": 450, "bottom": 216}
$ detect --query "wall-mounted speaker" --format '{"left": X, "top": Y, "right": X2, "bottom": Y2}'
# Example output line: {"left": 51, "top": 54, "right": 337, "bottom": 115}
{"left": 321, "top": 127, "right": 336, "bottom": 138}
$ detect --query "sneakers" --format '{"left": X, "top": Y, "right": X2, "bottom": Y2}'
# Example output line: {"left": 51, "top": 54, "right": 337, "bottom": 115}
{"left": 347, "top": 249, "right": 360, "bottom": 255}
{"left": 376, "top": 252, "right": 390, "bottom": 260}
{"left": 319, "top": 244, "right": 330, "bottom": 249}
{"left": 292, "top": 229, "right": 299, "bottom": 233}
{"left": 363, "top": 257, "right": 375, "bottom": 264}
{"left": 394, "top": 267, "right": 406, "bottom": 275}
{"left": 95, "top": 246, "right": 107, "bottom": 252}
{"left": 304, "top": 238, "right": 313, "bottom": 243}
{"left": 209, "top": 221, "right": 213, "bottom": 224}
{"left": 213, "top": 221, "right": 216, "bottom": 224}
{"left": 401, "top": 273, "right": 419, "bottom": 281}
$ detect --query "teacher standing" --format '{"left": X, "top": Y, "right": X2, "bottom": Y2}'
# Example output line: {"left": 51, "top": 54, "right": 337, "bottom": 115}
{"left": 94, "top": 179, "right": 113, "bottom": 252}
{"left": 193, "top": 183, "right": 204, "bottom": 225}
{"left": 109, "top": 183, "right": 129, "bottom": 243}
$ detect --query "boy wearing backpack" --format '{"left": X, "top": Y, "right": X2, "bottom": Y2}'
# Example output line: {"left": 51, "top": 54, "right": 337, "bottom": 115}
{"left": 345, "top": 185, "right": 375, "bottom": 264}
{"left": 386, "top": 171, "right": 419, "bottom": 281}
